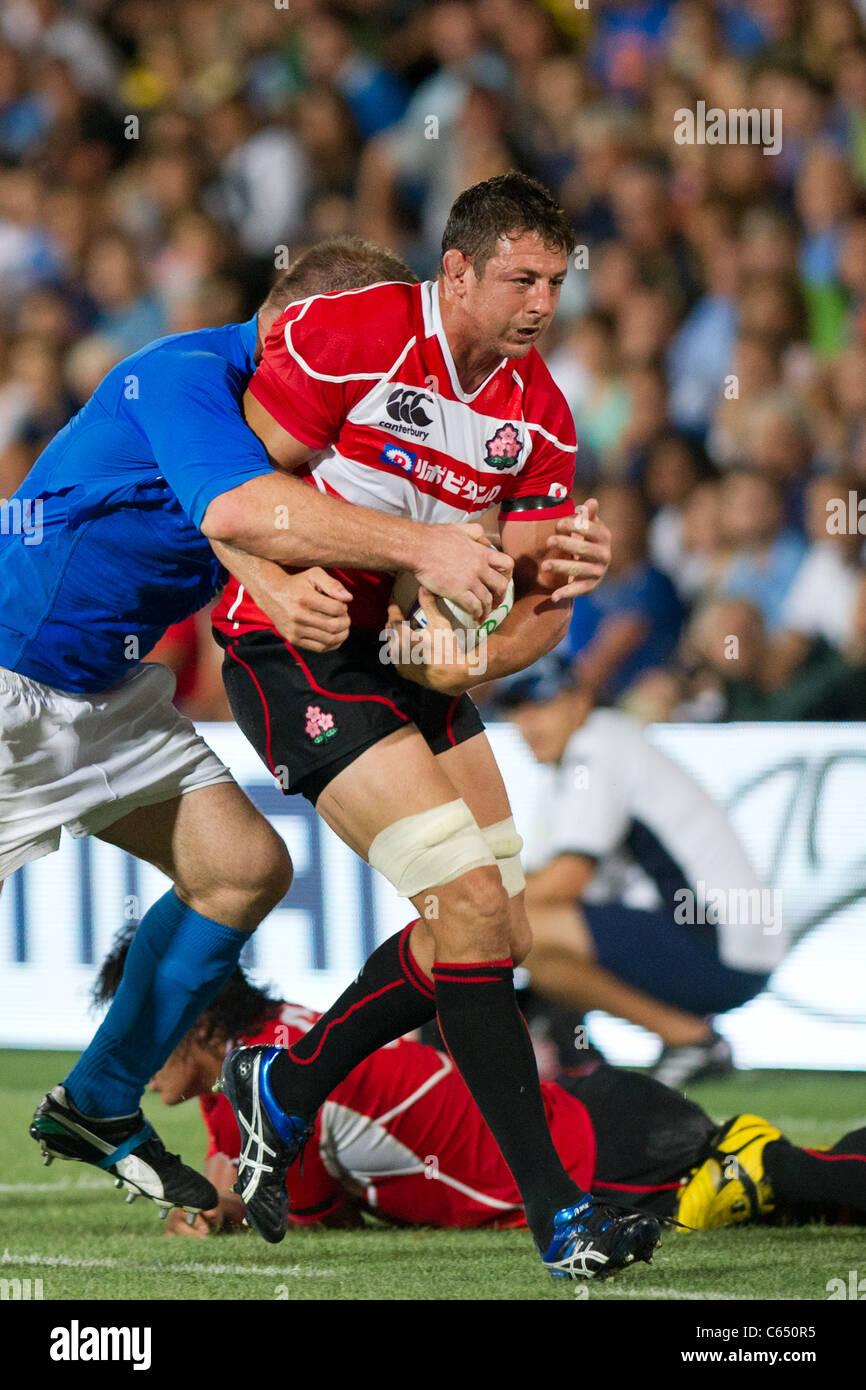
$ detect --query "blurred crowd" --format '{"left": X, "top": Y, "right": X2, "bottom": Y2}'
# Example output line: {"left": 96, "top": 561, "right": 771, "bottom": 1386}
{"left": 2, "top": 0, "right": 866, "bottom": 722}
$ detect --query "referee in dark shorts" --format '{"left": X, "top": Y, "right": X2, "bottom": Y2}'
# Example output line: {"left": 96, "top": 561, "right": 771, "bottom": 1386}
{"left": 491, "top": 658, "right": 788, "bottom": 1089}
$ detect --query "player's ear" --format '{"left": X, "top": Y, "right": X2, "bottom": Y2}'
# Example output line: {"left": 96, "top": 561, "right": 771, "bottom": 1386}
{"left": 441, "top": 249, "right": 472, "bottom": 295}
{"left": 254, "top": 308, "right": 278, "bottom": 360}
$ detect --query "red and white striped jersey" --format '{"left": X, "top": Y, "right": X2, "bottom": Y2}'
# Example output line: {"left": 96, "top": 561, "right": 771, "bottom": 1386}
{"left": 212, "top": 279, "right": 576, "bottom": 634}
{"left": 200, "top": 1003, "right": 597, "bottom": 1229}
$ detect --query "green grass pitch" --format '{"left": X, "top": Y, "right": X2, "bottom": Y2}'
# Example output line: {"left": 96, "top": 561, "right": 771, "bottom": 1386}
{"left": 2, "top": 1050, "right": 864, "bottom": 1302}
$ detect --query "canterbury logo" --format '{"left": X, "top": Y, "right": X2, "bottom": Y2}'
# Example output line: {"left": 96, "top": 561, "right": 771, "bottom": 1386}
{"left": 386, "top": 389, "right": 433, "bottom": 428}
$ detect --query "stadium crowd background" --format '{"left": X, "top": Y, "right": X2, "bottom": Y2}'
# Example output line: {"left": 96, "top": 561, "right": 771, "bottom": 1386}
{"left": 1, "top": 0, "right": 865, "bottom": 724}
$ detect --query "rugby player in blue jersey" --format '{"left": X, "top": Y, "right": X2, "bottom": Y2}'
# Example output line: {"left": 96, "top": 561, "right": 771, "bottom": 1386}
{"left": 2, "top": 237, "right": 542, "bottom": 1215}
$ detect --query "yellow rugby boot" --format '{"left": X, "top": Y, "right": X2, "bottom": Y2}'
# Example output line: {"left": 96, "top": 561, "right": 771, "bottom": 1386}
{"left": 675, "top": 1113, "right": 782, "bottom": 1231}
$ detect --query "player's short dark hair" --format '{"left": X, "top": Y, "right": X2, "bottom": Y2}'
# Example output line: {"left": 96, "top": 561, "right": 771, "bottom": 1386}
{"left": 261, "top": 235, "right": 417, "bottom": 316}
{"left": 92, "top": 924, "right": 282, "bottom": 1052}
{"left": 441, "top": 172, "right": 576, "bottom": 278}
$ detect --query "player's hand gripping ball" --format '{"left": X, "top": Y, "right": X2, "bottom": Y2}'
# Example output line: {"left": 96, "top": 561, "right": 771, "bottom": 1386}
{"left": 391, "top": 569, "right": 515, "bottom": 638}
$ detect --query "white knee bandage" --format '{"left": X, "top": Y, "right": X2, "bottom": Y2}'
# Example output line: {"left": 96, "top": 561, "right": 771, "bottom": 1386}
{"left": 367, "top": 798, "right": 496, "bottom": 898}
{"left": 481, "top": 815, "right": 525, "bottom": 897}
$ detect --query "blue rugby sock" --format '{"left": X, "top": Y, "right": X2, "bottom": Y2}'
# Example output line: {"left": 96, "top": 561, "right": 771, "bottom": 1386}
{"left": 64, "top": 889, "right": 247, "bottom": 1118}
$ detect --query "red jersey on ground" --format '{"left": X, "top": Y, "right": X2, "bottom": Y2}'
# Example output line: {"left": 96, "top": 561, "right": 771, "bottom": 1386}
{"left": 212, "top": 280, "right": 576, "bottom": 635}
{"left": 199, "top": 1004, "right": 597, "bottom": 1229}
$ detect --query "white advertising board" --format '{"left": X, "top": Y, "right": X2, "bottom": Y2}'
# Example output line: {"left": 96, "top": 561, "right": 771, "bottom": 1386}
{"left": 2, "top": 721, "right": 865, "bottom": 1069}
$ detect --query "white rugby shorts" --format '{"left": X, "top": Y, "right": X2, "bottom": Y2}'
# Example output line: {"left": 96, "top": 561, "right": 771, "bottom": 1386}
{"left": 0, "top": 662, "right": 234, "bottom": 879}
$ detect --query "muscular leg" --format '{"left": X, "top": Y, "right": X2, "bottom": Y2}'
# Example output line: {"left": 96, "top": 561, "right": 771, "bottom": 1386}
{"left": 257, "top": 728, "right": 532, "bottom": 1081}
{"left": 63, "top": 782, "right": 292, "bottom": 1116}
{"left": 414, "top": 731, "right": 552, "bottom": 1051}
{"left": 95, "top": 781, "right": 291, "bottom": 929}
{"left": 432, "top": 731, "right": 531, "bottom": 963}
{"left": 265, "top": 724, "right": 584, "bottom": 1246}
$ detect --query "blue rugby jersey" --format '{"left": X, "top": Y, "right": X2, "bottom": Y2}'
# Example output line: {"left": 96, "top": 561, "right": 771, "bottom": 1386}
{"left": 0, "top": 316, "right": 272, "bottom": 693}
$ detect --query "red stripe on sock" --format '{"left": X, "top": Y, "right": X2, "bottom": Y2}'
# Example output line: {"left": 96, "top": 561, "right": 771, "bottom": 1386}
{"left": 288, "top": 980, "right": 405, "bottom": 1064}
{"left": 803, "top": 1149, "right": 866, "bottom": 1163}
{"left": 399, "top": 921, "right": 434, "bottom": 999}
{"left": 406, "top": 946, "right": 433, "bottom": 995}
{"left": 433, "top": 959, "right": 514, "bottom": 970}
{"left": 432, "top": 973, "right": 504, "bottom": 984}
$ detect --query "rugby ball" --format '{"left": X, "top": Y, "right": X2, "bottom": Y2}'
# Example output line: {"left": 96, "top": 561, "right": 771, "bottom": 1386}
{"left": 392, "top": 571, "right": 515, "bottom": 637}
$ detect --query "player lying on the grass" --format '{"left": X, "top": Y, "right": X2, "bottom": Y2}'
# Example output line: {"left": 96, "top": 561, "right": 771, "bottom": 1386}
{"left": 7, "top": 236, "right": 597, "bottom": 1219}
{"left": 207, "top": 172, "right": 662, "bottom": 1281}
{"left": 94, "top": 938, "right": 866, "bottom": 1239}
{"left": 488, "top": 660, "right": 788, "bottom": 1090}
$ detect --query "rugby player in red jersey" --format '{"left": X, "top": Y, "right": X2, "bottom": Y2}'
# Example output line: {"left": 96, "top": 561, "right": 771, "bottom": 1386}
{"left": 19, "top": 233, "right": 505, "bottom": 1218}
{"left": 201, "top": 173, "right": 653, "bottom": 1279}
{"left": 93, "top": 939, "right": 866, "bottom": 1241}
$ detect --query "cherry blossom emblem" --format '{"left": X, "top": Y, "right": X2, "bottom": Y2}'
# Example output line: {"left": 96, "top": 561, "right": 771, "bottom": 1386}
{"left": 484, "top": 422, "right": 523, "bottom": 471}
{"left": 304, "top": 704, "right": 337, "bottom": 743}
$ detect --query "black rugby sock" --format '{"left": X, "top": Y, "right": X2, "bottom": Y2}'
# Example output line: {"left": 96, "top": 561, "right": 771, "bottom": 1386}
{"left": 764, "top": 1130, "right": 866, "bottom": 1214}
{"left": 266, "top": 922, "right": 435, "bottom": 1117}
{"left": 432, "top": 958, "right": 584, "bottom": 1250}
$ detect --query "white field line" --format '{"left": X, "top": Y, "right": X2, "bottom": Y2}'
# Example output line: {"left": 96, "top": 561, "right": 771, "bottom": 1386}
{"left": 0, "top": 1251, "right": 786, "bottom": 1300}
{"left": 0, "top": 1179, "right": 108, "bottom": 1192}
{"left": 1, "top": 1249, "right": 336, "bottom": 1279}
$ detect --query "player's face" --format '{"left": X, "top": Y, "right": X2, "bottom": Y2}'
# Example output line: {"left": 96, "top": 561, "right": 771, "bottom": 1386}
{"left": 466, "top": 235, "right": 568, "bottom": 358}
{"left": 149, "top": 1040, "right": 213, "bottom": 1105}
{"left": 510, "top": 691, "right": 589, "bottom": 763}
